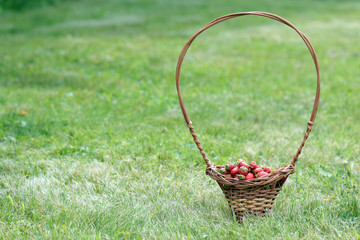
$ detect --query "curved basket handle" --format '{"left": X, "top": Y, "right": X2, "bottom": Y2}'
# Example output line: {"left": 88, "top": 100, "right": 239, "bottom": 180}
{"left": 176, "top": 12, "right": 320, "bottom": 168}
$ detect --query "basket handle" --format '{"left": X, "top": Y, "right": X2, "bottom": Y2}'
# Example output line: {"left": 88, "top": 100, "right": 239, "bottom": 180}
{"left": 176, "top": 12, "right": 320, "bottom": 168}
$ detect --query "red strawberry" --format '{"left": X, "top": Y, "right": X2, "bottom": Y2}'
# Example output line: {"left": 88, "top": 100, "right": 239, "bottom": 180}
{"left": 230, "top": 167, "right": 239, "bottom": 176}
{"left": 237, "top": 159, "right": 247, "bottom": 167}
{"left": 237, "top": 174, "right": 245, "bottom": 180}
{"left": 257, "top": 171, "right": 268, "bottom": 178}
{"left": 225, "top": 164, "right": 235, "bottom": 172}
{"left": 263, "top": 167, "right": 271, "bottom": 173}
{"left": 238, "top": 161, "right": 249, "bottom": 169}
{"left": 253, "top": 168, "right": 264, "bottom": 174}
{"left": 249, "top": 161, "right": 258, "bottom": 170}
{"left": 239, "top": 166, "right": 249, "bottom": 176}
{"left": 245, "top": 173, "right": 254, "bottom": 180}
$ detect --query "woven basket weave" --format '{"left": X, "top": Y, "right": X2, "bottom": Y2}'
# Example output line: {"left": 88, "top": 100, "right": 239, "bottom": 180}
{"left": 175, "top": 12, "right": 320, "bottom": 222}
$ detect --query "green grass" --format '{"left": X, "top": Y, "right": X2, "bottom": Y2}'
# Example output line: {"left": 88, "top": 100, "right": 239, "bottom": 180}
{"left": 0, "top": 0, "right": 65, "bottom": 11}
{"left": 0, "top": 0, "right": 360, "bottom": 239}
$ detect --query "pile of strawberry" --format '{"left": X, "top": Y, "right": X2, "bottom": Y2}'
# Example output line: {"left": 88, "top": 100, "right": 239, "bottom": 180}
{"left": 217, "top": 159, "right": 273, "bottom": 180}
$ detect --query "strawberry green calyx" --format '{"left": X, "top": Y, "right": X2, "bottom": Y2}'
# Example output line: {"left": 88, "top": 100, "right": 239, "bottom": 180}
{"left": 238, "top": 175, "right": 245, "bottom": 180}
{"left": 239, "top": 166, "right": 249, "bottom": 176}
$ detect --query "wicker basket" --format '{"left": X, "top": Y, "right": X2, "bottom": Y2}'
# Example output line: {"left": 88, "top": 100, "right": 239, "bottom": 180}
{"left": 175, "top": 12, "right": 320, "bottom": 222}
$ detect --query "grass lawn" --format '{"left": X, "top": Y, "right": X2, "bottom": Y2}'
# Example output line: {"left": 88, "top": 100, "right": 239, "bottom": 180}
{"left": 0, "top": 0, "right": 359, "bottom": 239}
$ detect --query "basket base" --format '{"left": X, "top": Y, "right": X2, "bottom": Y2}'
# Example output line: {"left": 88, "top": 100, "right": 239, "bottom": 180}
{"left": 219, "top": 182, "right": 284, "bottom": 222}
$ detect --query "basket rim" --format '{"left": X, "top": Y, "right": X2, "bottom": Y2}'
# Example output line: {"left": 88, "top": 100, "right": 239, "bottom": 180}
{"left": 206, "top": 164, "right": 295, "bottom": 189}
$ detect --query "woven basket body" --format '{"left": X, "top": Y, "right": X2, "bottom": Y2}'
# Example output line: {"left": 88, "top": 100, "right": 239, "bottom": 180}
{"left": 222, "top": 185, "right": 282, "bottom": 220}
{"left": 175, "top": 12, "right": 320, "bottom": 222}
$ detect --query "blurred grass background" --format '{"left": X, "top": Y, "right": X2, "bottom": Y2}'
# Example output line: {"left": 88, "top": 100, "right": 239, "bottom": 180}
{"left": 0, "top": 0, "right": 64, "bottom": 11}
{"left": 0, "top": 0, "right": 359, "bottom": 239}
